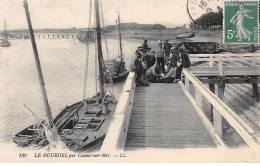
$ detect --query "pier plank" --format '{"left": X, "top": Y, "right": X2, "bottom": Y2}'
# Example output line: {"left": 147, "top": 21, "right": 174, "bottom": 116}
{"left": 125, "top": 83, "right": 216, "bottom": 150}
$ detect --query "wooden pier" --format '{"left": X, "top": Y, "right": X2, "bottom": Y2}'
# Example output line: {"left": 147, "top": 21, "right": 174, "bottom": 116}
{"left": 125, "top": 83, "right": 216, "bottom": 150}
{"left": 9, "top": 33, "right": 79, "bottom": 39}
{"left": 101, "top": 54, "right": 260, "bottom": 152}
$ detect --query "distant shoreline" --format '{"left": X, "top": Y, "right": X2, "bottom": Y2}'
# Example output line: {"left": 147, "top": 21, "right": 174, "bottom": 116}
{"left": 3, "top": 28, "right": 258, "bottom": 53}
{"left": 2, "top": 28, "right": 221, "bottom": 43}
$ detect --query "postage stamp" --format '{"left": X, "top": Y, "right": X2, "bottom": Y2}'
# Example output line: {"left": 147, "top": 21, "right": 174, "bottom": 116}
{"left": 223, "top": 0, "right": 259, "bottom": 44}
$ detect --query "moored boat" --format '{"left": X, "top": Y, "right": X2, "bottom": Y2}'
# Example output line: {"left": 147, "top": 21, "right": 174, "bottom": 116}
{"left": 0, "top": 38, "right": 11, "bottom": 47}
{"left": 12, "top": 0, "right": 117, "bottom": 152}
{"left": 0, "top": 20, "right": 11, "bottom": 47}
{"left": 105, "top": 12, "right": 129, "bottom": 83}
{"left": 172, "top": 42, "right": 218, "bottom": 54}
{"left": 176, "top": 32, "right": 195, "bottom": 39}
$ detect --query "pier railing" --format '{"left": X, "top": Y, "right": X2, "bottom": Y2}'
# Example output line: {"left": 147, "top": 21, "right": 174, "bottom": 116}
{"left": 180, "top": 68, "right": 259, "bottom": 147}
{"left": 189, "top": 53, "right": 260, "bottom": 75}
{"left": 100, "top": 72, "right": 136, "bottom": 151}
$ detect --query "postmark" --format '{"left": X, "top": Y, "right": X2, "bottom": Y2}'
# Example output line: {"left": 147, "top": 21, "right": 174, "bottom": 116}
{"left": 223, "top": 0, "right": 259, "bottom": 44}
{"left": 187, "top": 0, "right": 224, "bottom": 24}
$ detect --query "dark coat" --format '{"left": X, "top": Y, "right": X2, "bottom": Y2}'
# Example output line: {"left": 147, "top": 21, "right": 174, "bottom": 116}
{"left": 130, "top": 56, "right": 143, "bottom": 73}
{"left": 150, "top": 54, "right": 156, "bottom": 66}
{"left": 171, "top": 51, "right": 191, "bottom": 68}
{"left": 170, "top": 52, "right": 179, "bottom": 68}
{"left": 163, "top": 43, "right": 173, "bottom": 55}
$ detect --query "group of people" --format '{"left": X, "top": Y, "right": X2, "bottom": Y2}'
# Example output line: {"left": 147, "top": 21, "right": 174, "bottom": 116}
{"left": 130, "top": 39, "right": 191, "bottom": 86}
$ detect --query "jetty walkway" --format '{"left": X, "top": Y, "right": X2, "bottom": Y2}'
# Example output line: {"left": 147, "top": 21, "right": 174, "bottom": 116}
{"left": 125, "top": 83, "right": 216, "bottom": 150}
{"left": 101, "top": 54, "right": 260, "bottom": 151}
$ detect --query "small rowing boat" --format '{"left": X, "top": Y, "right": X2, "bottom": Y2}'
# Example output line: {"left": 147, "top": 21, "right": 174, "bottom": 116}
{"left": 176, "top": 32, "right": 195, "bottom": 39}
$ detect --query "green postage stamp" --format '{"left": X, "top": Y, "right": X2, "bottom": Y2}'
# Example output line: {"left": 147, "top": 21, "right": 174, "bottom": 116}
{"left": 223, "top": 0, "right": 259, "bottom": 44}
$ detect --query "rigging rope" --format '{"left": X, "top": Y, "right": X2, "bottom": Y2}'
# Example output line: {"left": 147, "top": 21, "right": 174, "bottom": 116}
{"left": 100, "top": 0, "right": 110, "bottom": 60}
{"left": 82, "top": 0, "right": 93, "bottom": 100}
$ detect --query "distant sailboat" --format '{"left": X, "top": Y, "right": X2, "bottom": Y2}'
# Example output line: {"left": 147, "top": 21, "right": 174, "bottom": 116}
{"left": 0, "top": 20, "right": 11, "bottom": 47}
{"left": 105, "top": 12, "right": 129, "bottom": 83}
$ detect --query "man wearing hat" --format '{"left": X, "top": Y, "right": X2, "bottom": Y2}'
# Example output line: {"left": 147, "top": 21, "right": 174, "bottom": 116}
{"left": 174, "top": 48, "right": 191, "bottom": 82}
{"left": 142, "top": 49, "right": 151, "bottom": 70}
{"left": 141, "top": 39, "right": 151, "bottom": 52}
{"left": 130, "top": 51, "right": 145, "bottom": 85}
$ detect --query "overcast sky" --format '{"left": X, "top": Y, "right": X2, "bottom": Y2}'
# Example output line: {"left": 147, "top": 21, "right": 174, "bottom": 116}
{"left": 0, "top": 0, "right": 191, "bottom": 30}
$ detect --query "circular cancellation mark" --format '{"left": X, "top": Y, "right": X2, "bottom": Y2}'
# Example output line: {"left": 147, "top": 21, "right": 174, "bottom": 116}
{"left": 187, "top": 0, "right": 226, "bottom": 24}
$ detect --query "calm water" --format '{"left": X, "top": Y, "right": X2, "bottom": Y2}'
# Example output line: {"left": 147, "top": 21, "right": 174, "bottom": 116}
{"left": 0, "top": 38, "right": 140, "bottom": 143}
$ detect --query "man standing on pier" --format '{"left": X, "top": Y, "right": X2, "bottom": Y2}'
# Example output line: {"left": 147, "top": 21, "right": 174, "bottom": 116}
{"left": 156, "top": 43, "right": 166, "bottom": 74}
{"left": 174, "top": 48, "right": 191, "bottom": 82}
{"left": 163, "top": 40, "right": 172, "bottom": 65}
{"left": 130, "top": 51, "right": 148, "bottom": 86}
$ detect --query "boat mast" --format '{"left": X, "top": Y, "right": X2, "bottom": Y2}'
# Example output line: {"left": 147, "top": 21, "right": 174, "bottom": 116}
{"left": 94, "top": 0, "right": 105, "bottom": 100}
{"left": 117, "top": 12, "right": 123, "bottom": 62}
{"left": 4, "top": 20, "right": 6, "bottom": 34}
{"left": 23, "top": 0, "right": 54, "bottom": 126}
{"left": 3, "top": 20, "right": 7, "bottom": 38}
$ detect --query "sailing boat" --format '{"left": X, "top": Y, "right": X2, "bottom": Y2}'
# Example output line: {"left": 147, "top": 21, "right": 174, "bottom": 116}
{"left": 12, "top": 0, "right": 117, "bottom": 151}
{"left": 0, "top": 20, "right": 11, "bottom": 47}
{"left": 105, "top": 13, "right": 129, "bottom": 83}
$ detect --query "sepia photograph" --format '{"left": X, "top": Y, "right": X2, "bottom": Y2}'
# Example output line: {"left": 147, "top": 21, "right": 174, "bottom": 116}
{"left": 0, "top": 0, "right": 260, "bottom": 163}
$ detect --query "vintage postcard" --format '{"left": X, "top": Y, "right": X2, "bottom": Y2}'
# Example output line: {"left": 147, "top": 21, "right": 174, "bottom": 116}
{"left": 0, "top": 0, "right": 260, "bottom": 163}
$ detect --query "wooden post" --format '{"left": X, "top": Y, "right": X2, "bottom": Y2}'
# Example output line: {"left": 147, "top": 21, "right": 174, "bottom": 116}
{"left": 213, "top": 76, "right": 225, "bottom": 138}
{"left": 251, "top": 44, "right": 255, "bottom": 53}
{"left": 209, "top": 55, "right": 213, "bottom": 67}
{"left": 195, "top": 87, "right": 202, "bottom": 109}
{"left": 209, "top": 82, "right": 215, "bottom": 123}
{"left": 185, "top": 76, "right": 190, "bottom": 92}
{"left": 218, "top": 61, "right": 223, "bottom": 76}
{"left": 252, "top": 77, "right": 259, "bottom": 102}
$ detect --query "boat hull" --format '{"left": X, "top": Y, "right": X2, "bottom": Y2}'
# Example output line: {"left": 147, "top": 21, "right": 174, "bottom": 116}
{"left": 105, "top": 60, "right": 129, "bottom": 83}
{"left": 112, "top": 70, "right": 129, "bottom": 83}
{"left": 0, "top": 41, "right": 11, "bottom": 47}
{"left": 173, "top": 42, "right": 218, "bottom": 54}
{"left": 176, "top": 32, "right": 195, "bottom": 39}
{"left": 12, "top": 94, "right": 117, "bottom": 151}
